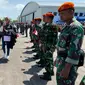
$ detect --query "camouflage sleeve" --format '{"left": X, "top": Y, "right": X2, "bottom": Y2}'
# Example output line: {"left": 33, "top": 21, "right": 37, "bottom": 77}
{"left": 52, "top": 25, "right": 58, "bottom": 45}
{"left": 65, "top": 26, "right": 84, "bottom": 65}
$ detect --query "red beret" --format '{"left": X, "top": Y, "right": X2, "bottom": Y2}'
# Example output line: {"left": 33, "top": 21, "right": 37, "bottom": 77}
{"left": 45, "top": 12, "right": 54, "bottom": 17}
{"left": 34, "top": 18, "right": 42, "bottom": 21}
{"left": 58, "top": 2, "right": 74, "bottom": 12}
{"left": 43, "top": 14, "right": 46, "bottom": 17}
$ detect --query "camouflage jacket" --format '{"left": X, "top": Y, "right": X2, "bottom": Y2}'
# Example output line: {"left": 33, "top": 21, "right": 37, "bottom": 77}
{"left": 39, "top": 23, "right": 47, "bottom": 43}
{"left": 32, "top": 24, "right": 41, "bottom": 40}
{"left": 57, "top": 19, "right": 84, "bottom": 65}
{"left": 35, "top": 24, "right": 41, "bottom": 32}
{"left": 42, "top": 23, "right": 58, "bottom": 47}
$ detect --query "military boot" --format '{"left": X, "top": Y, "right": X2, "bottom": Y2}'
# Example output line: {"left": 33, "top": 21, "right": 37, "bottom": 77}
{"left": 43, "top": 70, "right": 54, "bottom": 76}
{"left": 40, "top": 73, "right": 51, "bottom": 81}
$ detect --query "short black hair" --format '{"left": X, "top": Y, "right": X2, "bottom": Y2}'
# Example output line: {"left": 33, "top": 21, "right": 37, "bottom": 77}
{"left": 48, "top": 16, "right": 54, "bottom": 20}
{"left": 68, "top": 8, "right": 75, "bottom": 12}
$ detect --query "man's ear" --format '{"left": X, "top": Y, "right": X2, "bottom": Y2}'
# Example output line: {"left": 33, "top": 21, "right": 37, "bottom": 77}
{"left": 68, "top": 10, "right": 74, "bottom": 15}
{"left": 71, "top": 10, "right": 74, "bottom": 14}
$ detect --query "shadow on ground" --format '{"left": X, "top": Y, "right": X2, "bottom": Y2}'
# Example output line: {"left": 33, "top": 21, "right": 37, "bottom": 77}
{"left": 0, "top": 44, "right": 2, "bottom": 46}
{"left": 22, "top": 57, "right": 35, "bottom": 63}
{"left": 24, "top": 47, "right": 32, "bottom": 50}
{"left": 24, "top": 41, "right": 29, "bottom": 43}
{"left": 23, "top": 50, "right": 34, "bottom": 54}
{"left": 23, "top": 74, "right": 48, "bottom": 85}
{"left": 23, "top": 64, "right": 42, "bottom": 75}
{"left": 0, "top": 58, "right": 9, "bottom": 64}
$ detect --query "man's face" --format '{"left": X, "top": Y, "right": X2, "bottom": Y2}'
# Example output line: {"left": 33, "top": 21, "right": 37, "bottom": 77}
{"left": 35, "top": 20, "right": 41, "bottom": 25}
{"left": 43, "top": 16, "right": 46, "bottom": 22}
{"left": 59, "top": 9, "right": 74, "bottom": 22}
{"left": 45, "top": 16, "right": 52, "bottom": 23}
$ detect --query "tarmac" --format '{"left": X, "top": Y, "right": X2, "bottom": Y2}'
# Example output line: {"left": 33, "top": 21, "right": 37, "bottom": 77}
{"left": 0, "top": 33, "right": 85, "bottom": 85}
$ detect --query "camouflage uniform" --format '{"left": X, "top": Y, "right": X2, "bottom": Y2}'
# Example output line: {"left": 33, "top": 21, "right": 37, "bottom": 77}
{"left": 29, "top": 24, "right": 33, "bottom": 42}
{"left": 43, "top": 23, "right": 58, "bottom": 78}
{"left": 32, "top": 24, "right": 41, "bottom": 52}
{"left": 37, "top": 23, "right": 47, "bottom": 65}
{"left": 56, "top": 19, "right": 84, "bottom": 85}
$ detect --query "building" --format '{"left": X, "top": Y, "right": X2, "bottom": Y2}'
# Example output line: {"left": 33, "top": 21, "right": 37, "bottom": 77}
{"left": 19, "top": 1, "right": 58, "bottom": 23}
{"left": 19, "top": 1, "right": 85, "bottom": 23}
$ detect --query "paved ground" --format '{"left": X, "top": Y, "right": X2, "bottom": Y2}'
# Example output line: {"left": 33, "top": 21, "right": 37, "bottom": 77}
{"left": 0, "top": 33, "right": 85, "bottom": 85}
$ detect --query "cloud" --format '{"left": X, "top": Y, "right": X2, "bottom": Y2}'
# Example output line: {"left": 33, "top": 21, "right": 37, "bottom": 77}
{"left": 0, "top": 0, "right": 85, "bottom": 19}
{"left": 0, "top": 0, "right": 25, "bottom": 19}
{"left": 15, "top": 4, "right": 25, "bottom": 11}
{"left": 0, "top": 0, "right": 8, "bottom": 7}
{"left": 0, "top": 0, "right": 14, "bottom": 9}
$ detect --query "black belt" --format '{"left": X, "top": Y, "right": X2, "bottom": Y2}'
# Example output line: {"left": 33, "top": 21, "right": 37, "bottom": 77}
{"left": 57, "top": 51, "right": 67, "bottom": 58}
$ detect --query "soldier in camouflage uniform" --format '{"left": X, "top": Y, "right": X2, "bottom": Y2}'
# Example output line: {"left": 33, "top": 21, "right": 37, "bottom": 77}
{"left": 40, "top": 12, "right": 58, "bottom": 80}
{"left": 32, "top": 18, "right": 42, "bottom": 58}
{"left": 29, "top": 20, "right": 35, "bottom": 43}
{"left": 54, "top": 2, "right": 84, "bottom": 85}
{"left": 36, "top": 14, "right": 48, "bottom": 66}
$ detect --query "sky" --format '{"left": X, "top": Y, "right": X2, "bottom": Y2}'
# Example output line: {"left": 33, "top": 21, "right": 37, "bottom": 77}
{"left": 0, "top": 0, "right": 85, "bottom": 20}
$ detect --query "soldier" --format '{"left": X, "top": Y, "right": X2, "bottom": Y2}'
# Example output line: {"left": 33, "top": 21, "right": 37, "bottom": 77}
{"left": 54, "top": 2, "right": 84, "bottom": 85}
{"left": 24, "top": 22, "right": 28, "bottom": 37}
{"left": 16, "top": 23, "right": 20, "bottom": 33}
{"left": 36, "top": 14, "right": 47, "bottom": 66}
{"left": 40, "top": 12, "right": 58, "bottom": 80}
{"left": 30, "top": 20, "right": 35, "bottom": 43}
{"left": 32, "top": 18, "right": 42, "bottom": 54}
{"left": 20, "top": 22, "right": 24, "bottom": 35}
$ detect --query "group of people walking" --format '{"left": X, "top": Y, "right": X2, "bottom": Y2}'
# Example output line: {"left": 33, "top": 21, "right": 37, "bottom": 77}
{"left": 29, "top": 2, "right": 85, "bottom": 85}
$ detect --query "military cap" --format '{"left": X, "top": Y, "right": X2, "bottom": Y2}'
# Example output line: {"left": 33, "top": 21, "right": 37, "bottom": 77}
{"left": 58, "top": 2, "right": 74, "bottom": 12}
{"left": 43, "top": 14, "right": 47, "bottom": 17}
{"left": 34, "top": 18, "right": 42, "bottom": 21}
{"left": 45, "top": 12, "right": 54, "bottom": 17}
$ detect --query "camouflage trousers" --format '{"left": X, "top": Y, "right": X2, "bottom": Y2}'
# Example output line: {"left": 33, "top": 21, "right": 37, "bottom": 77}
{"left": 56, "top": 56, "right": 78, "bottom": 85}
{"left": 45, "top": 50, "right": 54, "bottom": 75}
{"left": 30, "top": 33, "right": 32, "bottom": 41}
{"left": 33, "top": 38, "right": 39, "bottom": 51}
{"left": 37, "top": 44, "right": 46, "bottom": 64}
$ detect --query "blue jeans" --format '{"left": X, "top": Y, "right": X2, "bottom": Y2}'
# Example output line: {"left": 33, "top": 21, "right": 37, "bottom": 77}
{"left": 2, "top": 39, "right": 10, "bottom": 56}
